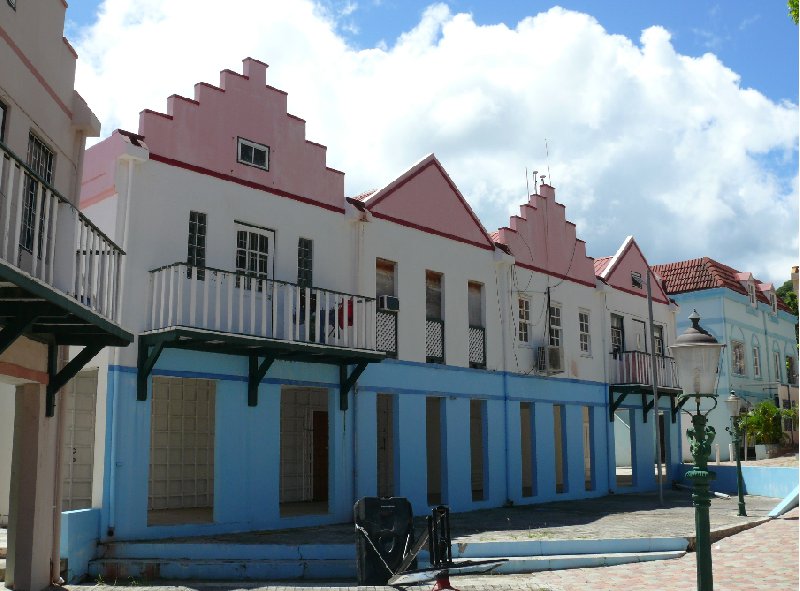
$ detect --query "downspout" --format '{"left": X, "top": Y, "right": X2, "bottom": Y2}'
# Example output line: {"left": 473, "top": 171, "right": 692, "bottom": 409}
{"left": 351, "top": 205, "right": 367, "bottom": 504}
{"left": 108, "top": 158, "right": 135, "bottom": 536}
{"left": 496, "top": 260, "right": 511, "bottom": 503}
{"left": 600, "top": 282, "right": 614, "bottom": 492}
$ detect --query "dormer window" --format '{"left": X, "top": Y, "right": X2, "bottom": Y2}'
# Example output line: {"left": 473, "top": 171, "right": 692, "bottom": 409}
{"left": 237, "top": 137, "right": 269, "bottom": 170}
{"left": 747, "top": 283, "right": 756, "bottom": 306}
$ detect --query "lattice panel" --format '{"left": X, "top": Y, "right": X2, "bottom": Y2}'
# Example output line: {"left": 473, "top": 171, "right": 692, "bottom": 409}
{"left": 469, "top": 326, "right": 485, "bottom": 367}
{"left": 426, "top": 319, "right": 444, "bottom": 361}
{"left": 376, "top": 311, "right": 398, "bottom": 355}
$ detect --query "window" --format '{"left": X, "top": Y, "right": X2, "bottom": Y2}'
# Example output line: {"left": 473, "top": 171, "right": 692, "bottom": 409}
{"left": 578, "top": 310, "right": 591, "bottom": 355}
{"left": 21, "top": 133, "right": 55, "bottom": 253}
{"left": 774, "top": 352, "right": 783, "bottom": 383}
{"left": 731, "top": 341, "right": 745, "bottom": 375}
{"left": 787, "top": 356, "right": 796, "bottom": 385}
{"left": 631, "top": 271, "right": 643, "bottom": 289}
{"left": 297, "top": 238, "right": 313, "bottom": 287}
{"left": 548, "top": 303, "right": 562, "bottom": 347}
{"left": 425, "top": 271, "right": 442, "bottom": 320}
{"left": 237, "top": 137, "right": 269, "bottom": 170}
{"left": 235, "top": 222, "right": 273, "bottom": 289}
{"left": 752, "top": 346, "right": 761, "bottom": 378}
{"left": 653, "top": 325, "right": 664, "bottom": 356}
{"left": 769, "top": 292, "right": 778, "bottom": 314}
{"left": 747, "top": 283, "right": 757, "bottom": 306}
{"left": 468, "top": 282, "right": 483, "bottom": 327}
{"left": 0, "top": 100, "right": 7, "bottom": 142}
{"left": 186, "top": 211, "right": 207, "bottom": 280}
{"left": 376, "top": 259, "right": 396, "bottom": 298}
{"left": 610, "top": 314, "right": 624, "bottom": 353}
{"left": 518, "top": 297, "right": 530, "bottom": 344}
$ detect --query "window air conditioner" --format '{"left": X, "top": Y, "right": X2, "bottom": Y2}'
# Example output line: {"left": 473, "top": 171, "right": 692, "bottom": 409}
{"left": 378, "top": 295, "right": 400, "bottom": 312}
{"left": 537, "top": 345, "right": 564, "bottom": 374}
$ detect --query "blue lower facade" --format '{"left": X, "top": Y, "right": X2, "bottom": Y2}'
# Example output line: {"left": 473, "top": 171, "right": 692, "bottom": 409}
{"left": 86, "top": 351, "right": 682, "bottom": 546}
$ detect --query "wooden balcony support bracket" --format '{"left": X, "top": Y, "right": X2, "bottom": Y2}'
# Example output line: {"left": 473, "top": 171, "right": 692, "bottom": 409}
{"left": 46, "top": 341, "right": 104, "bottom": 417}
{"left": 339, "top": 361, "right": 369, "bottom": 411}
{"left": 248, "top": 354, "right": 276, "bottom": 407}
{"left": 0, "top": 309, "right": 40, "bottom": 356}
{"left": 642, "top": 392, "right": 656, "bottom": 424}
{"left": 671, "top": 394, "right": 689, "bottom": 424}
{"left": 609, "top": 388, "right": 629, "bottom": 422}
{"left": 137, "top": 337, "right": 167, "bottom": 402}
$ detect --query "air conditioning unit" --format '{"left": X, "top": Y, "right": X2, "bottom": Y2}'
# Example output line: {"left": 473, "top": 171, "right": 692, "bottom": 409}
{"left": 378, "top": 295, "right": 399, "bottom": 311}
{"left": 537, "top": 345, "right": 564, "bottom": 374}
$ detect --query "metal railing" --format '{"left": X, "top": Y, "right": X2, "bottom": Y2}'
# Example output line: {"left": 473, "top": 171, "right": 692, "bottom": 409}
{"left": 0, "top": 142, "right": 124, "bottom": 322}
{"left": 468, "top": 325, "right": 485, "bottom": 368}
{"left": 148, "top": 263, "right": 377, "bottom": 351}
{"left": 608, "top": 350, "right": 679, "bottom": 389}
{"left": 376, "top": 310, "right": 397, "bottom": 357}
{"left": 426, "top": 318, "right": 444, "bottom": 363}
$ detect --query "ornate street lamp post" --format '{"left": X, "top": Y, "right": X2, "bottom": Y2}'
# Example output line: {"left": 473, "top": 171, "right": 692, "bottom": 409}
{"left": 724, "top": 391, "right": 747, "bottom": 517}
{"left": 669, "top": 311, "right": 725, "bottom": 591}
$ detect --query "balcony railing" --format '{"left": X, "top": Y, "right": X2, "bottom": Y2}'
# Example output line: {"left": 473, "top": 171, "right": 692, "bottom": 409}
{"left": 0, "top": 142, "right": 124, "bottom": 322}
{"left": 148, "top": 263, "right": 377, "bottom": 351}
{"left": 426, "top": 318, "right": 444, "bottom": 363}
{"left": 609, "top": 350, "right": 679, "bottom": 389}
{"left": 469, "top": 325, "right": 485, "bottom": 368}
{"left": 376, "top": 310, "right": 397, "bottom": 357}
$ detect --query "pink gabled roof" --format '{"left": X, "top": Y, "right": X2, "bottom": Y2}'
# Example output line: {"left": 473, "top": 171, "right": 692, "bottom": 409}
{"left": 651, "top": 257, "right": 792, "bottom": 313}
{"left": 596, "top": 236, "right": 670, "bottom": 304}
{"left": 360, "top": 154, "right": 495, "bottom": 251}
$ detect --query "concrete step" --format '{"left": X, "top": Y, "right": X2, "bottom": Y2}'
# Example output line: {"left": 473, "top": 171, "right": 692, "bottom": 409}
{"left": 492, "top": 550, "right": 686, "bottom": 573}
{"left": 100, "top": 541, "right": 354, "bottom": 561}
{"left": 453, "top": 536, "right": 689, "bottom": 558}
{"left": 88, "top": 557, "right": 356, "bottom": 581}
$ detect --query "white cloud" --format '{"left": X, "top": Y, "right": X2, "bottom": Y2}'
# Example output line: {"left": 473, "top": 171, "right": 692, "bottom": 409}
{"left": 73, "top": 1, "right": 798, "bottom": 284}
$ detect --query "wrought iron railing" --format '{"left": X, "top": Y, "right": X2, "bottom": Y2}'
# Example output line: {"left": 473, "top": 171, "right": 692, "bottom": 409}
{"left": 426, "top": 318, "right": 444, "bottom": 363}
{"left": 0, "top": 141, "right": 124, "bottom": 321}
{"left": 608, "top": 350, "right": 679, "bottom": 389}
{"left": 148, "top": 263, "right": 377, "bottom": 351}
{"left": 376, "top": 310, "right": 397, "bottom": 357}
{"left": 468, "top": 325, "right": 485, "bottom": 368}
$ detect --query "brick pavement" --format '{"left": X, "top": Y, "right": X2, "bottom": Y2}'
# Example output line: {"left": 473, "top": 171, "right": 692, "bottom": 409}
{"left": 71, "top": 508, "right": 798, "bottom": 591}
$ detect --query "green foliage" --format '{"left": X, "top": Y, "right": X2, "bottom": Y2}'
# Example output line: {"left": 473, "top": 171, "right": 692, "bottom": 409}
{"left": 790, "top": 0, "right": 799, "bottom": 24}
{"left": 776, "top": 279, "right": 798, "bottom": 315}
{"left": 739, "top": 400, "right": 797, "bottom": 445}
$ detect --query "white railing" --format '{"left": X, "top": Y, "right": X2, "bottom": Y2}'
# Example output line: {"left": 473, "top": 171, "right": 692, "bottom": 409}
{"left": 148, "top": 263, "right": 377, "bottom": 351}
{"left": 609, "top": 350, "right": 679, "bottom": 389}
{"left": 0, "top": 142, "right": 124, "bottom": 322}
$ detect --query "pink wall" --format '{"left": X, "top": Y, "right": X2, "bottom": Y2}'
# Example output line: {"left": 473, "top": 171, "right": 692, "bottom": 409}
{"left": 495, "top": 185, "right": 596, "bottom": 286}
{"left": 602, "top": 238, "right": 670, "bottom": 304}
{"left": 80, "top": 130, "right": 132, "bottom": 207}
{"left": 138, "top": 58, "right": 344, "bottom": 212}
{"left": 366, "top": 156, "right": 494, "bottom": 250}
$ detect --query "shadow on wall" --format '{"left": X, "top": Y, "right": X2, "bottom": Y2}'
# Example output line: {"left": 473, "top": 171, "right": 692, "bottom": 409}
{"left": 679, "top": 464, "right": 799, "bottom": 499}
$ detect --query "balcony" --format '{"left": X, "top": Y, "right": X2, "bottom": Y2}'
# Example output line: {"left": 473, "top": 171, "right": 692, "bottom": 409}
{"left": 426, "top": 318, "right": 444, "bottom": 363}
{"left": 376, "top": 310, "right": 397, "bottom": 357}
{"left": 468, "top": 325, "right": 485, "bottom": 368}
{"left": 139, "top": 263, "right": 384, "bottom": 407}
{"left": 0, "top": 141, "right": 125, "bottom": 325}
{"left": 0, "top": 142, "right": 132, "bottom": 415}
{"left": 608, "top": 350, "right": 682, "bottom": 423}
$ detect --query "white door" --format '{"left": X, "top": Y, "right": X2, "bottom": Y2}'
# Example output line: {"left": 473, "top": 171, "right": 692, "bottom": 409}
{"left": 62, "top": 370, "right": 98, "bottom": 511}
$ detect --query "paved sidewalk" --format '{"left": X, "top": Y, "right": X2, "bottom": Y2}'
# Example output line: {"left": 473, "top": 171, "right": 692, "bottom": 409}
{"left": 67, "top": 508, "right": 798, "bottom": 591}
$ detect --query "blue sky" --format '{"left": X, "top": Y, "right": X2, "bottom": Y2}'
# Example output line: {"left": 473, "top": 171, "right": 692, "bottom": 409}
{"left": 66, "top": 1, "right": 798, "bottom": 104}
{"left": 66, "top": 1, "right": 798, "bottom": 284}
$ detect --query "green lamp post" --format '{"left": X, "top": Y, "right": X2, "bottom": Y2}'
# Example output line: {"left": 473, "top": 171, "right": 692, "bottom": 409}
{"left": 669, "top": 310, "right": 725, "bottom": 591}
{"left": 724, "top": 391, "right": 747, "bottom": 517}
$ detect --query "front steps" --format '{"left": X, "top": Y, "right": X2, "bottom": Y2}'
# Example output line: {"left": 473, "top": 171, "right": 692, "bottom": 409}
{"left": 87, "top": 536, "right": 688, "bottom": 582}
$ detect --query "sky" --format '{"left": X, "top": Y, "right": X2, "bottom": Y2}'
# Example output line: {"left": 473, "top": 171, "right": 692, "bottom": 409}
{"left": 64, "top": 0, "right": 799, "bottom": 286}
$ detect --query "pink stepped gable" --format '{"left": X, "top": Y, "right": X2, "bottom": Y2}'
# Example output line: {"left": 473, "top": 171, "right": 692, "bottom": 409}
{"left": 139, "top": 58, "right": 345, "bottom": 212}
{"left": 595, "top": 236, "right": 670, "bottom": 304}
{"left": 495, "top": 185, "right": 596, "bottom": 286}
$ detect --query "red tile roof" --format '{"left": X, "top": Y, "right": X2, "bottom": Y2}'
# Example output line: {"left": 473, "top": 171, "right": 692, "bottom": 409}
{"left": 651, "top": 257, "right": 792, "bottom": 313}
{"left": 593, "top": 256, "right": 611, "bottom": 276}
{"left": 350, "top": 189, "right": 377, "bottom": 202}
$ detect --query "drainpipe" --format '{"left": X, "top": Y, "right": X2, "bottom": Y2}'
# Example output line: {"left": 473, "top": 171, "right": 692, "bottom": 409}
{"left": 493, "top": 256, "right": 512, "bottom": 503}
{"left": 600, "top": 282, "right": 614, "bottom": 491}
{"left": 350, "top": 204, "right": 367, "bottom": 504}
{"left": 108, "top": 157, "right": 136, "bottom": 536}
{"left": 50, "top": 347, "right": 68, "bottom": 585}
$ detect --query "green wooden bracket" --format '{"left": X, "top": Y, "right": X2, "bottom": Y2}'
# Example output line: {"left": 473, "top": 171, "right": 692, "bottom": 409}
{"left": 609, "top": 389, "right": 629, "bottom": 422}
{"left": 0, "top": 309, "right": 39, "bottom": 356}
{"left": 46, "top": 342, "right": 103, "bottom": 417}
{"left": 137, "top": 339, "right": 166, "bottom": 401}
{"left": 671, "top": 394, "right": 689, "bottom": 423}
{"left": 248, "top": 354, "right": 276, "bottom": 407}
{"left": 340, "top": 361, "right": 368, "bottom": 411}
{"left": 642, "top": 392, "right": 656, "bottom": 423}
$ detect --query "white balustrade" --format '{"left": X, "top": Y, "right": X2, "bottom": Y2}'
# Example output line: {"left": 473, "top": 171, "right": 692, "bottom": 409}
{"left": 147, "top": 263, "right": 378, "bottom": 351}
{"left": 0, "top": 144, "right": 124, "bottom": 322}
{"left": 609, "top": 350, "right": 679, "bottom": 389}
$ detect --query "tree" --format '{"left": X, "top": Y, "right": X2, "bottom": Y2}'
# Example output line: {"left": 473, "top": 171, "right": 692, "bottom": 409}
{"left": 739, "top": 400, "right": 797, "bottom": 445}
{"left": 790, "top": 0, "right": 799, "bottom": 24}
{"left": 776, "top": 279, "right": 798, "bottom": 315}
